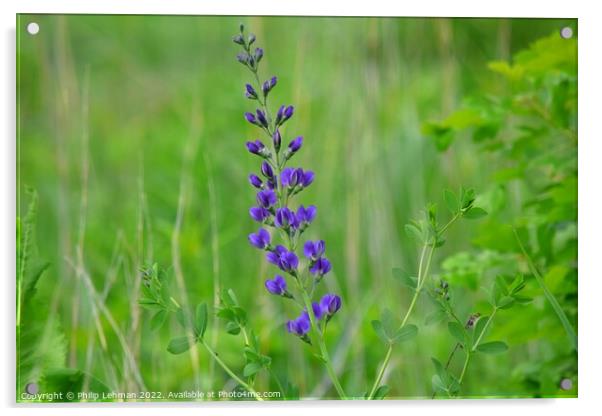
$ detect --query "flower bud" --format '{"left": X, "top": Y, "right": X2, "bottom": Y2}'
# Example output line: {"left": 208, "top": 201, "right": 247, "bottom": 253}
{"left": 248, "top": 174, "right": 263, "bottom": 188}
{"left": 288, "top": 136, "right": 303, "bottom": 153}
{"left": 245, "top": 84, "right": 258, "bottom": 100}
{"left": 254, "top": 47, "right": 264, "bottom": 63}
{"left": 244, "top": 112, "right": 258, "bottom": 126}
{"left": 256, "top": 109, "right": 268, "bottom": 128}
{"left": 248, "top": 33, "right": 256, "bottom": 46}
{"left": 261, "top": 161, "right": 274, "bottom": 178}
{"left": 272, "top": 129, "right": 282, "bottom": 152}
{"left": 245, "top": 140, "right": 265, "bottom": 155}
{"left": 233, "top": 34, "right": 245, "bottom": 45}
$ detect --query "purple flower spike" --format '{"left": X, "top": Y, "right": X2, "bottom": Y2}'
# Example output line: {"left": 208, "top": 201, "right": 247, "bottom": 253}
{"left": 248, "top": 174, "right": 263, "bottom": 189}
{"left": 256, "top": 189, "right": 277, "bottom": 208}
{"left": 304, "top": 240, "right": 326, "bottom": 261}
{"left": 301, "top": 170, "right": 314, "bottom": 187}
{"left": 265, "top": 274, "right": 287, "bottom": 296}
{"left": 246, "top": 140, "right": 265, "bottom": 155}
{"left": 248, "top": 228, "right": 270, "bottom": 250}
{"left": 256, "top": 109, "right": 268, "bottom": 128}
{"left": 288, "top": 136, "right": 303, "bottom": 153}
{"left": 250, "top": 206, "right": 270, "bottom": 222}
{"left": 275, "top": 207, "right": 298, "bottom": 229}
{"left": 320, "top": 294, "right": 342, "bottom": 316}
{"left": 245, "top": 83, "right": 258, "bottom": 99}
{"left": 244, "top": 111, "right": 257, "bottom": 125}
{"left": 260, "top": 161, "right": 274, "bottom": 178}
{"left": 286, "top": 311, "right": 311, "bottom": 336}
{"left": 310, "top": 257, "right": 332, "bottom": 276}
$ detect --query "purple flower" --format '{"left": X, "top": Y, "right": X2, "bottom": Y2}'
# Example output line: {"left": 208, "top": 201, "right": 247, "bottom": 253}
{"left": 262, "top": 76, "right": 278, "bottom": 96}
{"left": 301, "top": 170, "right": 314, "bottom": 187}
{"left": 312, "top": 302, "right": 325, "bottom": 320}
{"left": 319, "top": 294, "right": 342, "bottom": 316}
{"left": 288, "top": 136, "right": 303, "bottom": 153}
{"left": 233, "top": 34, "right": 245, "bottom": 45}
{"left": 236, "top": 52, "right": 249, "bottom": 65}
{"left": 275, "top": 207, "right": 298, "bottom": 229}
{"left": 244, "top": 111, "right": 257, "bottom": 125}
{"left": 256, "top": 189, "right": 277, "bottom": 208}
{"left": 265, "top": 274, "right": 287, "bottom": 296}
{"left": 266, "top": 178, "right": 277, "bottom": 190}
{"left": 310, "top": 257, "right": 332, "bottom": 276}
{"left": 286, "top": 311, "right": 311, "bottom": 336}
{"left": 275, "top": 105, "right": 294, "bottom": 126}
{"left": 250, "top": 206, "right": 270, "bottom": 222}
{"left": 272, "top": 129, "right": 282, "bottom": 151}
{"left": 296, "top": 205, "right": 317, "bottom": 225}
{"left": 245, "top": 83, "right": 258, "bottom": 99}
{"left": 261, "top": 161, "right": 274, "bottom": 178}
{"left": 304, "top": 240, "right": 326, "bottom": 260}
{"left": 248, "top": 174, "right": 263, "bottom": 189}
{"left": 246, "top": 140, "right": 265, "bottom": 155}
{"left": 256, "top": 109, "right": 268, "bottom": 128}
{"left": 248, "top": 228, "right": 270, "bottom": 249}
{"left": 266, "top": 245, "right": 299, "bottom": 272}
{"left": 280, "top": 167, "right": 300, "bottom": 188}
{"left": 254, "top": 47, "right": 264, "bottom": 62}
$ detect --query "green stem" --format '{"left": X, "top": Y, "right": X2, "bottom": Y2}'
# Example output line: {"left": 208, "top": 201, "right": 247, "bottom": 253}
{"left": 200, "top": 339, "right": 264, "bottom": 401}
{"left": 458, "top": 351, "right": 471, "bottom": 384}
{"left": 299, "top": 289, "right": 347, "bottom": 399}
{"left": 470, "top": 308, "right": 497, "bottom": 352}
{"left": 513, "top": 229, "right": 577, "bottom": 351}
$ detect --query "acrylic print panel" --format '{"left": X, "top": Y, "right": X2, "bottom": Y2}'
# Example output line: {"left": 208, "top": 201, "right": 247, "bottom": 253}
{"left": 16, "top": 14, "right": 577, "bottom": 402}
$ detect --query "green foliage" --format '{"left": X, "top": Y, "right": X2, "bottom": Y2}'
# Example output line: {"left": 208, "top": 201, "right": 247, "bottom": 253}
{"left": 371, "top": 308, "right": 418, "bottom": 346}
{"left": 39, "top": 368, "right": 110, "bottom": 402}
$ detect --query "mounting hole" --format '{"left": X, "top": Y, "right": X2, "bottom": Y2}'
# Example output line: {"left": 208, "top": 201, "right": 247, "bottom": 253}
{"left": 560, "top": 378, "right": 573, "bottom": 390}
{"left": 560, "top": 27, "right": 573, "bottom": 39}
{"left": 27, "top": 22, "right": 40, "bottom": 35}
{"left": 25, "top": 382, "right": 39, "bottom": 395}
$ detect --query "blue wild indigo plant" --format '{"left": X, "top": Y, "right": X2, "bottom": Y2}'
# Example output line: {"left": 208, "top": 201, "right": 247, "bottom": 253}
{"left": 234, "top": 24, "right": 347, "bottom": 398}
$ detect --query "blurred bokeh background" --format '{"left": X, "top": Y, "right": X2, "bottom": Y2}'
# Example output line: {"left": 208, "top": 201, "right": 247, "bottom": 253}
{"left": 17, "top": 15, "right": 577, "bottom": 400}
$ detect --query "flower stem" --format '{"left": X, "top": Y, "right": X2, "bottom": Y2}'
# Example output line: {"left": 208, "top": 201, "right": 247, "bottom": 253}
{"left": 200, "top": 339, "right": 264, "bottom": 401}
{"left": 299, "top": 289, "right": 347, "bottom": 399}
{"left": 470, "top": 308, "right": 497, "bottom": 352}
{"left": 458, "top": 351, "right": 471, "bottom": 384}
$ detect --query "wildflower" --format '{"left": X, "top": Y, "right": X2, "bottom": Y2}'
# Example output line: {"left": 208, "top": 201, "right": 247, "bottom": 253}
{"left": 246, "top": 139, "right": 265, "bottom": 156}
{"left": 310, "top": 257, "right": 332, "bottom": 277}
{"left": 296, "top": 205, "right": 317, "bottom": 226}
{"left": 265, "top": 274, "right": 287, "bottom": 296}
{"left": 256, "top": 189, "right": 277, "bottom": 208}
{"left": 272, "top": 129, "right": 282, "bottom": 151}
{"left": 266, "top": 245, "right": 299, "bottom": 272}
{"left": 260, "top": 161, "right": 274, "bottom": 178}
{"left": 304, "top": 240, "right": 326, "bottom": 261}
{"left": 288, "top": 136, "right": 303, "bottom": 153}
{"left": 249, "top": 206, "right": 270, "bottom": 222}
{"left": 275, "top": 207, "right": 298, "bottom": 229}
{"left": 262, "top": 76, "right": 278, "bottom": 97}
{"left": 248, "top": 228, "right": 271, "bottom": 250}
{"left": 286, "top": 311, "right": 311, "bottom": 336}
{"left": 245, "top": 83, "right": 258, "bottom": 99}
{"left": 248, "top": 174, "right": 263, "bottom": 189}
{"left": 319, "top": 294, "right": 341, "bottom": 317}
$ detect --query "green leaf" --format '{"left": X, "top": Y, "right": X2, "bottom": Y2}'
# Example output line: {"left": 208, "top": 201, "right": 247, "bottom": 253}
{"left": 460, "top": 187, "right": 476, "bottom": 209}
{"left": 150, "top": 309, "right": 168, "bottom": 331}
{"left": 194, "top": 303, "right": 208, "bottom": 339}
{"left": 372, "top": 385, "right": 390, "bottom": 400}
{"left": 39, "top": 368, "right": 110, "bottom": 402}
{"left": 444, "top": 189, "right": 459, "bottom": 213}
{"left": 371, "top": 320, "right": 389, "bottom": 344}
{"left": 447, "top": 321, "right": 467, "bottom": 345}
{"left": 476, "top": 341, "right": 508, "bottom": 354}
{"left": 497, "top": 295, "right": 515, "bottom": 310}
{"left": 425, "top": 309, "right": 447, "bottom": 326}
{"left": 138, "top": 298, "right": 162, "bottom": 311}
{"left": 463, "top": 207, "right": 488, "bottom": 219}
{"left": 431, "top": 374, "right": 447, "bottom": 393}
{"left": 404, "top": 223, "right": 423, "bottom": 243}
{"left": 225, "top": 321, "right": 241, "bottom": 335}
{"left": 391, "top": 267, "right": 417, "bottom": 290}
{"left": 243, "top": 362, "right": 262, "bottom": 377}
{"left": 167, "top": 336, "right": 196, "bottom": 354}
{"left": 392, "top": 324, "right": 418, "bottom": 343}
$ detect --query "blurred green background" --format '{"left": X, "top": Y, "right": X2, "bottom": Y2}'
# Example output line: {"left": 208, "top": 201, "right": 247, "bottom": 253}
{"left": 17, "top": 15, "right": 577, "bottom": 400}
